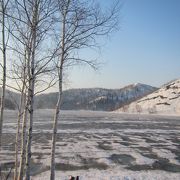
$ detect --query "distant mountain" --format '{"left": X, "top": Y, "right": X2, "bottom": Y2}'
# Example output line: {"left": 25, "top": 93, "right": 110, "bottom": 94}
{"left": 117, "top": 79, "right": 180, "bottom": 115}
{"left": 0, "top": 88, "right": 20, "bottom": 110}
{"left": 34, "top": 83, "right": 157, "bottom": 111}
{"left": 1, "top": 83, "right": 157, "bottom": 111}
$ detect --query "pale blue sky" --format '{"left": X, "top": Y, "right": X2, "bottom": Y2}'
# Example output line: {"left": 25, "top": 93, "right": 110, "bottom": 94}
{"left": 67, "top": 0, "right": 180, "bottom": 89}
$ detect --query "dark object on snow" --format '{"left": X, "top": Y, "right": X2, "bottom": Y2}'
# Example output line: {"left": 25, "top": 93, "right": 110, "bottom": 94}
{"left": 69, "top": 176, "right": 79, "bottom": 180}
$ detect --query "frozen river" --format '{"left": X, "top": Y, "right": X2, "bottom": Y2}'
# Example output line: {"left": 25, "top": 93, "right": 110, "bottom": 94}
{"left": 1, "top": 110, "right": 180, "bottom": 179}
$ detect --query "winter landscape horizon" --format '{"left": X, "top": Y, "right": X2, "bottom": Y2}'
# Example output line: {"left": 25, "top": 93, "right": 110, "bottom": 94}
{"left": 0, "top": 0, "right": 180, "bottom": 180}
{"left": 1, "top": 78, "right": 180, "bottom": 180}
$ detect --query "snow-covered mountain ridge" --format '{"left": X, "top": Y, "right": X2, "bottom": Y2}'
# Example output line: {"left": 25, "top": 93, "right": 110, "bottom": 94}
{"left": 117, "top": 79, "right": 180, "bottom": 115}
{"left": 0, "top": 83, "right": 157, "bottom": 111}
{"left": 34, "top": 83, "right": 157, "bottom": 111}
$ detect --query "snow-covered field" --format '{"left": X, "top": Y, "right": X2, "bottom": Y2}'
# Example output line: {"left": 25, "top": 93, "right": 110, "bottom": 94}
{"left": 1, "top": 110, "right": 180, "bottom": 180}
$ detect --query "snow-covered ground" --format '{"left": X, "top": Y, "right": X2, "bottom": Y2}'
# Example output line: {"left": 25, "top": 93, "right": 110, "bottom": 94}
{"left": 34, "top": 168, "right": 180, "bottom": 180}
{"left": 1, "top": 110, "right": 180, "bottom": 179}
{"left": 117, "top": 79, "right": 180, "bottom": 115}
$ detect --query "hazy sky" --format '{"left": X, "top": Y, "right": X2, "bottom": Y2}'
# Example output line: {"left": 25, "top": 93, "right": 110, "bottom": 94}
{"left": 66, "top": 0, "right": 180, "bottom": 89}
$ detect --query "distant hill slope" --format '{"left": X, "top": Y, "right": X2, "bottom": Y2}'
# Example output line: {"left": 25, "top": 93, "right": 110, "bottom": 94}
{"left": 0, "top": 89, "right": 20, "bottom": 110}
{"left": 34, "top": 83, "right": 157, "bottom": 111}
{"left": 0, "top": 83, "right": 157, "bottom": 111}
{"left": 117, "top": 79, "right": 180, "bottom": 115}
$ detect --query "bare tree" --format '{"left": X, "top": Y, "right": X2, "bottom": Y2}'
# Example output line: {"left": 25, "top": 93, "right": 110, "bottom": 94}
{"left": 148, "top": 105, "right": 157, "bottom": 114}
{"left": 5, "top": 0, "right": 58, "bottom": 179}
{"left": 50, "top": 0, "right": 120, "bottom": 179}
{"left": 135, "top": 103, "right": 142, "bottom": 120}
{"left": 13, "top": 55, "right": 28, "bottom": 180}
{"left": 0, "top": 0, "right": 10, "bottom": 148}
{"left": 136, "top": 104, "right": 142, "bottom": 114}
{"left": 123, "top": 104, "right": 129, "bottom": 113}
{"left": 0, "top": 0, "right": 11, "bottom": 176}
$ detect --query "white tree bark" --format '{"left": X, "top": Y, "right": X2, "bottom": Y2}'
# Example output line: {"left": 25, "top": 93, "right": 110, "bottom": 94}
{"left": 50, "top": 69, "right": 63, "bottom": 180}
{"left": 18, "top": 47, "right": 31, "bottom": 180}
{"left": 25, "top": 1, "right": 38, "bottom": 179}
{"left": 14, "top": 60, "right": 27, "bottom": 180}
{"left": 0, "top": 0, "right": 7, "bottom": 148}
{"left": 18, "top": 103, "right": 28, "bottom": 180}
{"left": 50, "top": 2, "right": 67, "bottom": 177}
{"left": 13, "top": 0, "right": 57, "bottom": 178}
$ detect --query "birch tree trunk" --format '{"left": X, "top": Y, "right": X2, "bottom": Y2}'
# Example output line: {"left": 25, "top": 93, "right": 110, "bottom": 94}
{"left": 25, "top": 1, "right": 38, "bottom": 179}
{"left": 0, "top": 0, "right": 7, "bottom": 148}
{"left": 18, "top": 103, "right": 28, "bottom": 180}
{"left": 14, "top": 93, "right": 25, "bottom": 180}
{"left": 50, "top": 69, "right": 63, "bottom": 180}
{"left": 18, "top": 47, "right": 31, "bottom": 180}
{"left": 50, "top": 3, "right": 67, "bottom": 177}
{"left": 25, "top": 77, "right": 35, "bottom": 180}
{"left": 14, "top": 62, "right": 27, "bottom": 180}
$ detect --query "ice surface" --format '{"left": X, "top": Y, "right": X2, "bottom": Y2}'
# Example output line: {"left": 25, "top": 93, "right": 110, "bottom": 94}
{"left": 33, "top": 168, "right": 180, "bottom": 180}
{"left": 1, "top": 110, "right": 180, "bottom": 179}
